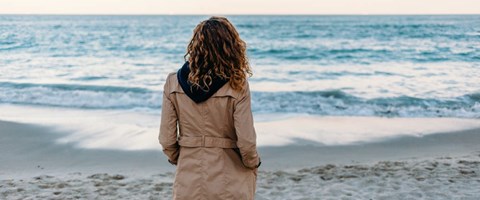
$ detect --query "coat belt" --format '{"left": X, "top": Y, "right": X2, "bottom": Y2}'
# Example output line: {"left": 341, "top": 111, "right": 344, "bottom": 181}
{"left": 178, "top": 136, "right": 237, "bottom": 148}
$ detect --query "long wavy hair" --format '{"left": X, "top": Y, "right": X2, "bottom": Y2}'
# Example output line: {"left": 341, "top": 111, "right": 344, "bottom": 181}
{"left": 184, "top": 16, "right": 252, "bottom": 91}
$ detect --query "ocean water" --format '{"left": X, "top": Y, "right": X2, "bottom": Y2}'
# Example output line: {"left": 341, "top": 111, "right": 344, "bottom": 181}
{"left": 1, "top": 15, "right": 480, "bottom": 118}
{"left": 1, "top": 15, "right": 480, "bottom": 149}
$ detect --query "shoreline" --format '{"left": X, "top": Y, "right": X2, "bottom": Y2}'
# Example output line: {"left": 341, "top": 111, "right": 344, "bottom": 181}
{"left": 2, "top": 104, "right": 480, "bottom": 151}
{"left": 1, "top": 119, "right": 479, "bottom": 174}
{"left": 1, "top": 120, "right": 480, "bottom": 199}
{"left": 0, "top": 120, "right": 171, "bottom": 179}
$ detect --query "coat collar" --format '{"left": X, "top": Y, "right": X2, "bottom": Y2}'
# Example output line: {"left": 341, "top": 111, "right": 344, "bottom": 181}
{"left": 177, "top": 62, "right": 228, "bottom": 103}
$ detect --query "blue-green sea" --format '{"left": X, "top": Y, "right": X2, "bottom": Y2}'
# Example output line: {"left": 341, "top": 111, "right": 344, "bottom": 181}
{"left": 1, "top": 15, "right": 479, "bottom": 118}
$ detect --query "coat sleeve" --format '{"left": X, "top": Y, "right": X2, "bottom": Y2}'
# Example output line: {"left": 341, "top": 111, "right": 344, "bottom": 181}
{"left": 234, "top": 82, "right": 261, "bottom": 169}
{"left": 159, "top": 75, "right": 180, "bottom": 165}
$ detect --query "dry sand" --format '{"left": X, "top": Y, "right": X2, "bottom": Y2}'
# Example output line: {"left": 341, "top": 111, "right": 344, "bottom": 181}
{"left": 1, "top": 120, "right": 480, "bottom": 199}
{"left": 2, "top": 153, "right": 480, "bottom": 199}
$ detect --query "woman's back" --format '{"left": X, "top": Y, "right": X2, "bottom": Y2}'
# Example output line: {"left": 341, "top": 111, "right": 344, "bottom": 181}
{"left": 160, "top": 71, "right": 259, "bottom": 199}
{"left": 159, "top": 16, "right": 260, "bottom": 200}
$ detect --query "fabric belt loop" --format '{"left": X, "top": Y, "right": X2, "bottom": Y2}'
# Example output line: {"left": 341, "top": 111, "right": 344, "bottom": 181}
{"left": 201, "top": 135, "right": 205, "bottom": 147}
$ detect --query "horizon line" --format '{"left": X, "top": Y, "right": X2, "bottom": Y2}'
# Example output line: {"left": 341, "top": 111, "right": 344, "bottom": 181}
{"left": 1, "top": 13, "right": 480, "bottom": 16}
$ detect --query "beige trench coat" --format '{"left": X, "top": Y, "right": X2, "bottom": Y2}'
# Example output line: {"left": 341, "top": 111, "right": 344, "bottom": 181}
{"left": 159, "top": 72, "right": 260, "bottom": 200}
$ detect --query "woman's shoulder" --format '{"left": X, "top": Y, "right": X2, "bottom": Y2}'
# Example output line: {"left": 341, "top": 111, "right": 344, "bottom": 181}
{"left": 213, "top": 79, "right": 250, "bottom": 100}
{"left": 163, "top": 72, "right": 182, "bottom": 94}
{"left": 165, "top": 72, "right": 177, "bottom": 82}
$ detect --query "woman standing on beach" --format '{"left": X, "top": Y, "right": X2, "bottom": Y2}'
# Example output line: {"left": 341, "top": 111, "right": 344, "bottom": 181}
{"left": 159, "top": 16, "right": 261, "bottom": 199}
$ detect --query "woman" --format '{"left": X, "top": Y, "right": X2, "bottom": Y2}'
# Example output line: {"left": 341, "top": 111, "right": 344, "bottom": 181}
{"left": 159, "top": 16, "right": 261, "bottom": 200}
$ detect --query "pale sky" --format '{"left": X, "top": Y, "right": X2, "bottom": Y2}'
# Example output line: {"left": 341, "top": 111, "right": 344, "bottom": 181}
{"left": 1, "top": 0, "right": 479, "bottom": 15}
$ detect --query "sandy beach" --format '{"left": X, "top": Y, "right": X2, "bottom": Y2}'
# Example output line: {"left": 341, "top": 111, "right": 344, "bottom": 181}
{"left": 1, "top": 120, "right": 479, "bottom": 199}
{"left": 1, "top": 13, "right": 479, "bottom": 200}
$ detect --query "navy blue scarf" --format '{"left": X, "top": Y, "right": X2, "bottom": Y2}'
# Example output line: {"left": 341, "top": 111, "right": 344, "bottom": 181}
{"left": 177, "top": 62, "right": 228, "bottom": 103}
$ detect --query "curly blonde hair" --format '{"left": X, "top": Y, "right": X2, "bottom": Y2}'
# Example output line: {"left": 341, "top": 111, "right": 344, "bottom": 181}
{"left": 184, "top": 16, "right": 252, "bottom": 91}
